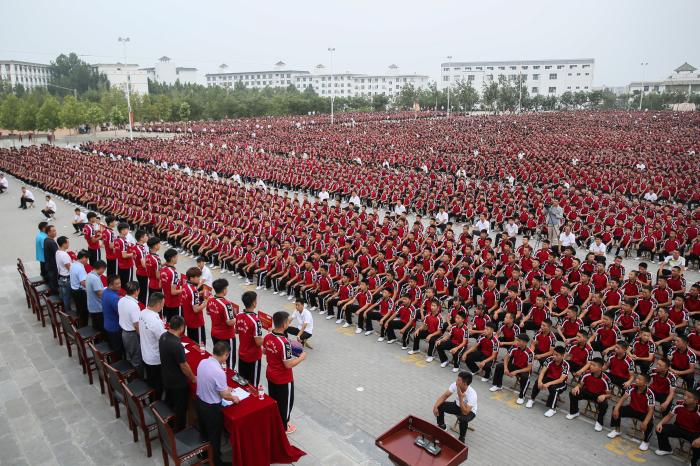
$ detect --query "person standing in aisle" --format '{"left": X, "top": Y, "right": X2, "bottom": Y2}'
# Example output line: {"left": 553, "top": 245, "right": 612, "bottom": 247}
{"left": 55, "top": 236, "right": 73, "bottom": 312}
{"left": 159, "top": 315, "right": 196, "bottom": 431}
{"left": 264, "top": 311, "right": 306, "bottom": 434}
{"left": 102, "top": 216, "right": 118, "bottom": 276}
{"left": 236, "top": 291, "right": 264, "bottom": 386}
{"left": 161, "top": 248, "right": 183, "bottom": 321}
{"left": 35, "top": 222, "right": 48, "bottom": 279}
{"left": 207, "top": 278, "right": 238, "bottom": 369}
{"left": 69, "top": 250, "right": 89, "bottom": 327}
{"left": 86, "top": 260, "right": 106, "bottom": 331}
{"left": 114, "top": 222, "right": 135, "bottom": 289}
{"left": 83, "top": 212, "right": 102, "bottom": 267}
{"left": 43, "top": 225, "right": 59, "bottom": 294}
{"left": 139, "top": 292, "right": 167, "bottom": 400}
{"left": 118, "top": 281, "right": 144, "bottom": 377}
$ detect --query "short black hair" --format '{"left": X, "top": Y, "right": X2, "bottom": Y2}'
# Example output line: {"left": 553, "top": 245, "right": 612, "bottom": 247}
{"left": 212, "top": 278, "right": 229, "bottom": 295}
{"left": 553, "top": 346, "right": 565, "bottom": 355}
{"left": 242, "top": 291, "right": 257, "bottom": 309}
{"left": 76, "top": 250, "right": 89, "bottom": 260}
{"left": 213, "top": 340, "right": 230, "bottom": 356}
{"left": 87, "top": 212, "right": 97, "bottom": 220}
{"left": 591, "top": 357, "right": 604, "bottom": 366}
{"left": 117, "top": 222, "right": 129, "bottom": 232}
{"left": 57, "top": 236, "right": 68, "bottom": 247}
{"left": 124, "top": 280, "right": 140, "bottom": 295}
{"left": 457, "top": 371, "right": 473, "bottom": 385}
{"left": 196, "top": 256, "right": 206, "bottom": 263}
{"left": 147, "top": 292, "right": 164, "bottom": 307}
{"left": 169, "top": 315, "right": 185, "bottom": 330}
{"left": 93, "top": 260, "right": 107, "bottom": 270}
{"left": 147, "top": 237, "right": 161, "bottom": 249}
{"left": 105, "top": 215, "right": 116, "bottom": 224}
{"left": 135, "top": 229, "right": 147, "bottom": 241}
{"left": 517, "top": 334, "right": 530, "bottom": 343}
{"left": 164, "top": 248, "right": 178, "bottom": 263}
{"left": 38, "top": 221, "right": 48, "bottom": 231}
{"left": 273, "top": 311, "right": 289, "bottom": 328}
{"left": 107, "top": 274, "right": 120, "bottom": 286}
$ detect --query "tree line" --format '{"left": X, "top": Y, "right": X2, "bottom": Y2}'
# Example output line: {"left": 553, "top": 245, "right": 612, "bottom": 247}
{"left": 1, "top": 52, "right": 698, "bottom": 134}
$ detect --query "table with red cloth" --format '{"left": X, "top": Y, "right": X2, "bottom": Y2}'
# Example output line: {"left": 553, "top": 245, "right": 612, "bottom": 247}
{"left": 182, "top": 337, "right": 306, "bottom": 466}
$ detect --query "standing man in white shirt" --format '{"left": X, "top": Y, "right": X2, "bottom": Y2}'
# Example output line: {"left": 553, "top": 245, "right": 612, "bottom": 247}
{"left": 56, "top": 236, "right": 73, "bottom": 313}
{"left": 41, "top": 195, "right": 57, "bottom": 220}
{"left": 139, "top": 292, "right": 167, "bottom": 399}
{"left": 433, "top": 371, "right": 478, "bottom": 443}
{"left": 19, "top": 186, "right": 35, "bottom": 209}
{"left": 119, "top": 281, "right": 144, "bottom": 377}
{"left": 436, "top": 208, "right": 449, "bottom": 234}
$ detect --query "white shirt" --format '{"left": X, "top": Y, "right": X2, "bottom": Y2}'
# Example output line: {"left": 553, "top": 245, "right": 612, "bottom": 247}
{"left": 0, "top": 177, "right": 7, "bottom": 189}
{"left": 505, "top": 222, "right": 519, "bottom": 238}
{"left": 46, "top": 199, "right": 57, "bottom": 212}
{"left": 349, "top": 195, "right": 361, "bottom": 206}
{"left": 664, "top": 256, "right": 686, "bottom": 268}
{"left": 23, "top": 190, "right": 35, "bottom": 201}
{"left": 394, "top": 204, "right": 406, "bottom": 216}
{"left": 589, "top": 242, "right": 607, "bottom": 255}
{"left": 436, "top": 211, "right": 449, "bottom": 224}
{"left": 56, "top": 250, "right": 72, "bottom": 277}
{"left": 200, "top": 265, "right": 213, "bottom": 288}
{"left": 318, "top": 190, "right": 329, "bottom": 202}
{"left": 448, "top": 382, "right": 478, "bottom": 414}
{"left": 474, "top": 219, "right": 490, "bottom": 233}
{"left": 74, "top": 211, "right": 88, "bottom": 223}
{"left": 559, "top": 232, "right": 576, "bottom": 247}
{"left": 292, "top": 308, "right": 314, "bottom": 335}
{"left": 139, "top": 308, "right": 166, "bottom": 365}
{"left": 118, "top": 295, "right": 141, "bottom": 332}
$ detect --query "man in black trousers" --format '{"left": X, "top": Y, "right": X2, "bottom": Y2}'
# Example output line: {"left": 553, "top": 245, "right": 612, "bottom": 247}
{"left": 159, "top": 316, "right": 196, "bottom": 431}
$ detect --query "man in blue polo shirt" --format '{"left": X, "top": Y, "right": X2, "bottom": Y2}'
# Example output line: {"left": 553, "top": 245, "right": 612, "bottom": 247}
{"left": 35, "top": 222, "right": 48, "bottom": 279}
{"left": 102, "top": 275, "right": 123, "bottom": 357}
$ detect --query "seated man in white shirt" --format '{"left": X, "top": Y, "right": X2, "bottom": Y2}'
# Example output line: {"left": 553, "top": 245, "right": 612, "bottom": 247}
{"left": 394, "top": 201, "right": 407, "bottom": 216}
{"left": 72, "top": 208, "right": 88, "bottom": 234}
{"left": 589, "top": 236, "right": 608, "bottom": 264}
{"left": 318, "top": 189, "right": 330, "bottom": 202}
{"left": 559, "top": 225, "right": 577, "bottom": 254}
{"left": 19, "top": 186, "right": 35, "bottom": 209}
{"left": 436, "top": 208, "right": 449, "bottom": 233}
{"left": 474, "top": 214, "right": 491, "bottom": 237}
{"left": 349, "top": 192, "right": 362, "bottom": 209}
{"left": 287, "top": 299, "right": 314, "bottom": 348}
{"left": 41, "top": 195, "right": 57, "bottom": 220}
{"left": 433, "top": 371, "right": 478, "bottom": 443}
{"left": 0, "top": 174, "right": 8, "bottom": 194}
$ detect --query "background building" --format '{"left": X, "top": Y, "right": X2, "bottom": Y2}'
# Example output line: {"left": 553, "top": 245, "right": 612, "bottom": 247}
{"left": 93, "top": 63, "right": 149, "bottom": 94}
{"left": 0, "top": 60, "right": 50, "bottom": 90}
{"left": 140, "top": 56, "right": 198, "bottom": 85}
{"left": 206, "top": 61, "right": 309, "bottom": 89}
{"left": 627, "top": 62, "right": 699, "bottom": 96}
{"left": 440, "top": 58, "right": 595, "bottom": 97}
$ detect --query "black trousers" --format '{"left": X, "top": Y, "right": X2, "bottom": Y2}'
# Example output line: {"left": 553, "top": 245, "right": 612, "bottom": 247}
{"left": 164, "top": 385, "right": 190, "bottom": 431}
{"left": 195, "top": 397, "right": 225, "bottom": 466}
{"left": 436, "top": 401, "right": 476, "bottom": 440}
{"left": 90, "top": 312, "right": 103, "bottom": 332}
{"left": 237, "top": 358, "right": 262, "bottom": 387}
{"left": 117, "top": 268, "right": 133, "bottom": 289}
{"left": 136, "top": 274, "right": 148, "bottom": 304}
{"left": 492, "top": 360, "right": 531, "bottom": 399}
{"left": 569, "top": 389, "right": 608, "bottom": 425}
{"left": 530, "top": 376, "right": 567, "bottom": 410}
{"left": 71, "top": 289, "right": 88, "bottom": 328}
{"left": 106, "top": 259, "right": 117, "bottom": 277}
{"left": 385, "top": 319, "right": 410, "bottom": 346}
{"left": 343, "top": 303, "right": 360, "bottom": 325}
{"left": 412, "top": 330, "right": 439, "bottom": 356}
{"left": 212, "top": 337, "right": 236, "bottom": 370}
{"left": 186, "top": 326, "right": 207, "bottom": 346}
{"left": 287, "top": 326, "right": 312, "bottom": 343}
{"left": 107, "top": 330, "right": 124, "bottom": 358}
{"left": 361, "top": 311, "right": 383, "bottom": 333}
{"left": 163, "top": 305, "right": 181, "bottom": 322}
{"left": 437, "top": 341, "right": 465, "bottom": 368}
{"left": 268, "top": 381, "right": 294, "bottom": 428}
{"left": 657, "top": 424, "right": 700, "bottom": 464}
{"left": 144, "top": 363, "right": 163, "bottom": 400}
{"left": 611, "top": 405, "right": 653, "bottom": 442}
{"left": 325, "top": 297, "right": 339, "bottom": 317}
{"left": 87, "top": 249, "right": 101, "bottom": 268}
{"left": 465, "top": 350, "right": 493, "bottom": 378}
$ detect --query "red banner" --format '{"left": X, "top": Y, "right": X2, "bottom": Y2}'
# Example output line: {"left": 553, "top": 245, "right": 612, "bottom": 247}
{"left": 258, "top": 310, "right": 272, "bottom": 330}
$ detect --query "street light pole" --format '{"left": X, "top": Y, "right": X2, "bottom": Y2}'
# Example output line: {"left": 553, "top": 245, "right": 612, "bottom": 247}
{"left": 118, "top": 36, "right": 134, "bottom": 140}
{"left": 639, "top": 62, "right": 648, "bottom": 111}
{"left": 446, "top": 55, "right": 452, "bottom": 117}
{"left": 328, "top": 47, "right": 335, "bottom": 124}
{"left": 518, "top": 68, "right": 522, "bottom": 113}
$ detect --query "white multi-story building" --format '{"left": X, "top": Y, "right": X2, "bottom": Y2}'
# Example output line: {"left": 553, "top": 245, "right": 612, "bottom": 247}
{"left": 440, "top": 58, "right": 595, "bottom": 97}
{"left": 0, "top": 60, "right": 51, "bottom": 90}
{"left": 206, "top": 61, "right": 309, "bottom": 89}
{"left": 93, "top": 63, "right": 149, "bottom": 94}
{"left": 627, "top": 62, "right": 700, "bottom": 96}
{"left": 140, "top": 56, "right": 198, "bottom": 85}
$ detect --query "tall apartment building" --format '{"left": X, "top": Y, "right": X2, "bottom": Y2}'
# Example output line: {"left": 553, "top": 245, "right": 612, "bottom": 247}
{"left": 93, "top": 63, "right": 149, "bottom": 94}
{"left": 440, "top": 58, "right": 595, "bottom": 97}
{"left": 206, "top": 61, "right": 309, "bottom": 89}
{"left": 0, "top": 60, "right": 51, "bottom": 90}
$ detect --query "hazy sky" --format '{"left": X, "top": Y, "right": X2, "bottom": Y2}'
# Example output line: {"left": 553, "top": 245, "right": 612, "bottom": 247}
{"left": 2, "top": 0, "right": 699, "bottom": 87}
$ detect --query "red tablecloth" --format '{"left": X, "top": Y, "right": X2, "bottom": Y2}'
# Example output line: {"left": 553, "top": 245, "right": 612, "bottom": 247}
{"left": 183, "top": 338, "right": 306, "bottom": 466}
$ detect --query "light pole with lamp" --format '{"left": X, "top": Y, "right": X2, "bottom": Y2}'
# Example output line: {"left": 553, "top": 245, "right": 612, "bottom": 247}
{"left": 118, "top": 36, "right": 134, "bottom": 140}
{"left": 328, "top": 47, "right": 335, "bottom": 124}
{"left": 446, "top": 55, "right": 452, "bottom": 117}
{"left": 639, "top": 62, "right": 648, "bottom": 111}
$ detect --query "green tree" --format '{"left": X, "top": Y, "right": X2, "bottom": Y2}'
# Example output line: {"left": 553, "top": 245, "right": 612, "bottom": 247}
{"left": 395, "top": 83, "right": 417, "bottom": 110}
{"left": 49, "top": 52, "right": 109, "bottom": 96}
{"left": 0, "top": 94, "right": 20, "bottom": 132}
{"left": 85, "top": 104, "right": 105, "bottom": 133}
{"left": 482, "top": 81, "right": 499, "bottom": 113}
{"left": 36, "top": 95, "right": 61, "bottom": 132}
{"left": 371, "top": 93, "right": 390, "bottom": 111}
{"left": 560, "top": 91, "right": 574, "bottom": 109}
{"left": 109, "top": 105, "right": 127, "bottom": 126}
{"left": 454, "top": 80, "right": 479, "bottom": 112}
{"left": 59, "top": 95, "right": 85, "bottom": 131}
{"left": 17, "top": 99, "right": 38, "bottom": 131}
{"left": 496, "top": 76, "right": 518, "bottom": 111}
{"left": 178, "top": 101, "right": 191, "bottom": 121}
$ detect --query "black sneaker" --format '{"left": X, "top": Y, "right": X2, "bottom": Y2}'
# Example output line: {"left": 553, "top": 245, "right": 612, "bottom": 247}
{"left": 438, "top": 423, "right": 446, "bottom": 430}
{"left": 458, "top": 437, "right": 465, "bottom": 443}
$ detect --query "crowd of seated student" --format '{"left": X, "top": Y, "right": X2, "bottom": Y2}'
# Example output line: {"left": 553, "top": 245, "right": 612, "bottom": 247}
{"left": 2, "top": 112, "right": 700, "bottom": 460}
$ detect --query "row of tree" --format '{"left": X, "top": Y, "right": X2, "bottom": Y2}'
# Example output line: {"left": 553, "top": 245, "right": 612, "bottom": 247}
{"left": 0, "top": 52, "right": 698, "bottom": 134}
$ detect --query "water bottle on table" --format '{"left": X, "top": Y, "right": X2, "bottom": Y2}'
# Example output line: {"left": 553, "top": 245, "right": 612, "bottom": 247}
{"left": 258, "top": 384, "right": 264, "bottom": 400}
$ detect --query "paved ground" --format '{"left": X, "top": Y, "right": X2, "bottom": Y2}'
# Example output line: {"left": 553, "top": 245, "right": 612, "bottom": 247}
{"left": 0, "top": 165, "right": 695, "bottom": 465}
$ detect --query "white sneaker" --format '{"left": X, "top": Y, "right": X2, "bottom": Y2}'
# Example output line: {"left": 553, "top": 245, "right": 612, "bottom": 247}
{"left": 326, "top": 315, "right": 334, "bottom": 320}
{"left": 654, "top": 450, "right": 672, "bottom": 456}
{"left": 407, "top": 350, "right": 416, "bottom": 355}
{"left": 245, "top": 280, "right": 252, "bottom": 286}
{"left": 525, "top": 400, "right": 534, "bottom": 409}
{"left": 480, "top": 377, "right": 489, "bottom": 383}
{"left": 452, "top": 367, "right": 460, "bottom": 373}
{"left": 606, "top": 430, "right": 620, "bottom": 439}
{"left": 387, "top": 339, "right": 396, "bottom": 344}
{"left": 310, "top": 306, "right": 318, "bottom": 312}
{"left": 594, "top": 422, "right": 603, "bottom": 431}
{"left": 272, "top": 291, "right": 279, "bottom": 295}
{"left": 489, "top": 386, "right": 502, "bottom": 392}
{"left": 426, "top": 356, "right": 434, "bottom": 363}
{"left": 354, "top": 328, "right": 362, "bottom": 334}
{"left": 566, "top": 413, "right": 579, "bottom": 420}
{"left": 544, "top": 409, "right": 556, "bottom": 417}
{"left": 401, "top": 346, "right": 408, "bottom": 350}
{"left": 516, "top": 398, "right": 524, "bottom": 405}
{"left": 364, "top": 331, "right": 373, "bottom": 336}
{"left": 377, "top": 337, "right": 385, "bottom": 342}
{"left": 318, "top": 310, "right": 326, "bottom": 315}
{"left": 440, "top": 361, "right": 449, "bottom": 368}
{"left": 342, "top": 322, "right": 350, "bottom": 328}
{"left": 335, "top": 319, "right": 343, "bottom": 324}
{"left": 255, "top": 286, "right": 263, "bottom": 290}
{"left": 639, "top": 442, "right": 649, "bottom": 451}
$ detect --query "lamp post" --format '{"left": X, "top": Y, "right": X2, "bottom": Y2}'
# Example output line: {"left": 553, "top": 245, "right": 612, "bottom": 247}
{"left": 446, "top": 55, "right": 452, "bottom": 117}
{"left": 328, "top": 47, "right": 335, "bottom": 124}
{"left": 639, "top": 62, "right": 648, "bottom": 111}
{"left": 118, "top": 36, "right": 134, "bottom": 140}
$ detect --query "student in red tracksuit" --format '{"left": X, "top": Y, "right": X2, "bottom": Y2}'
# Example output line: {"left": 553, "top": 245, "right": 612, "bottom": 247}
{"left": 526, "top": 346, "right": 570, "bottom": 417}
{"left": 181, "top": 267, "right": 209, "bottom": 344}
{"left": 608, "top": 373, "right": 655, "bottom": 451}
{"left": 655, "top": 390, "right": 700, "bottom": 462}
{"left": 236, "top": 291, "right": 263, "bottom": 387}
{"left": 490, "top": 333, "right": 533, "bottom": 402}
{"left": 409, "top": 300, "right": 444, "bottom": 361}
{"left": 207, "top": 278, "right": 238, "bottom": 369}
{"left": 160, "top": 248, "right": 183, "bottom": 321}
{"left": 131, "top": 229, "right": 150, "bottom": 304}
{"left": 145, "top": 237, "right": 162, "bottom": 301}
{"left": 566, "top": 357, "right": 612, "bottom": 431}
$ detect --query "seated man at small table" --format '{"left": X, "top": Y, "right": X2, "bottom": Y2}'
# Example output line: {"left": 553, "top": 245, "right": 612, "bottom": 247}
{"left": 433, "top": 371, "right": 478, "bottom": 444}
{"left": 195, "top": 341, "right": 241, "bottom": 466}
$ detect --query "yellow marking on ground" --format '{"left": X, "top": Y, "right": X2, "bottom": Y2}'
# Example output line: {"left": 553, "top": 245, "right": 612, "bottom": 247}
{"left": 604, "top": 437, "right": 647, "bottom": 463}
{"left": 399, "top": 353, "right": 427, "bottom": 368}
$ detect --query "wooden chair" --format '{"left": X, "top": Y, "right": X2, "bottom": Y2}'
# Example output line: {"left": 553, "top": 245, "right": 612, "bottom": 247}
{"left": 123, "top": 381, "right": 160, "bottom": 457}
{"left": 74, "top": 329, "right": 109, "bottom": 385}
{"left": 41, "top": 293, "right": 64, "bottom": 342}
{"left": 103, "top": 361, "right": 152, "bottom": 419}
{"left": 87, "top": 342, "right": 113, "bottom": 395}
{"left": 58, "top": 311, "right": 97, "bottom": 368}
{"left": 151, "top": 401, "right": 213, "bottom": 466}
